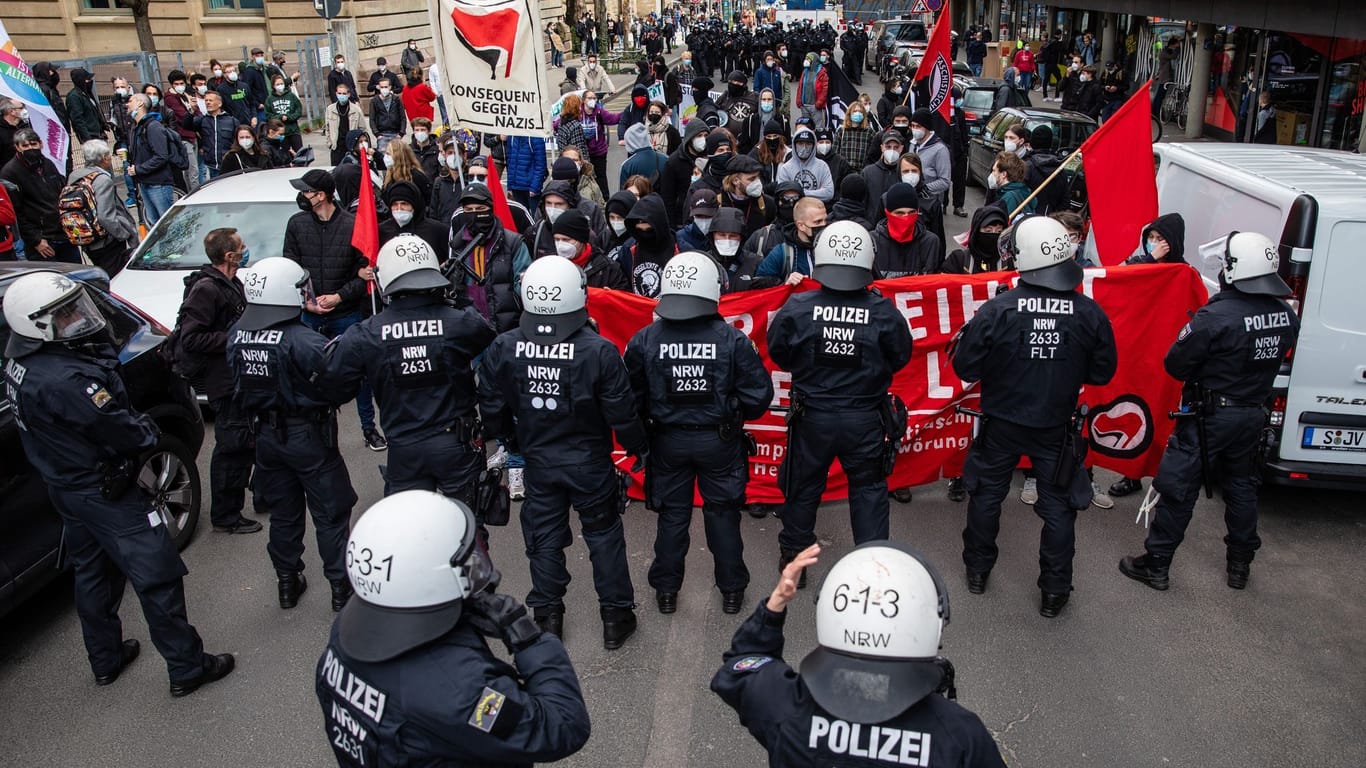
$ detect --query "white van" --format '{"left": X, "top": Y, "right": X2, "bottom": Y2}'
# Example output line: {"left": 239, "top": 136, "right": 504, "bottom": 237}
{"left": 1152, "top": 143, "right": 1366, "bottom": 490}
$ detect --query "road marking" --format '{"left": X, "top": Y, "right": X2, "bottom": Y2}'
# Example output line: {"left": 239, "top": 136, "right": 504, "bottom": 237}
{"left": 640, "top": 555, "right": 711, "bottom": 766}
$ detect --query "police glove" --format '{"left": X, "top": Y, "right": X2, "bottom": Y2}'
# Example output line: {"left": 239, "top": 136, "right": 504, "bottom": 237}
{"left": 466, "top": 591, "right": 542, "bottom": 653}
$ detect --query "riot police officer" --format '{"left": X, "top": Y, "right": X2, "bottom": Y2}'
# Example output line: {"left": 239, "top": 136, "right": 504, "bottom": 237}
{"left": 711, "top": 542, "right": 1007, "bottom": 767}
{"left": 477, "top": 255, "right": 648, "bottom": 649}
{"left": 316, "top": 491, "right": 590, "bottom": 766}
{"left": 227, "top": 257, "right": 358, "bottom": 612}
{"left": 951, "top": 216, "right": 1117, "bottom": 618}
{"left": 624, "top": 252, "right": 774, "bottom": 616}
{"left": 767, "top": 221, "right": 912, "bottom": 587}
{"left": 319, "top": 234, "right": 496, "bottom": 500}
{"left": 1120, "top": 231, "right": 1299, "bottom": 592}
{"left": 3, "top": 272, "right": 235, "bottom": 695}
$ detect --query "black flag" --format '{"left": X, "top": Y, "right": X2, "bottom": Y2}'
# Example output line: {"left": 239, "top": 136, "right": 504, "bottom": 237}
{"left": 825, "top": 61, "right": 861, "bottom": 127}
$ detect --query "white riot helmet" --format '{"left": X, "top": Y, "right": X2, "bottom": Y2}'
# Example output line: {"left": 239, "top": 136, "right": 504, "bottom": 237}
{"left": 811, "top": 220, "right": 876, "bottom": 291}
{"left": 1012, "top": 215, "right": 1083, "bottom": 290}
{"left": 337, "top": 491, "right": 498, "bottom": 662}
{"left": 376, "top": 233, "right": 448, "bottom": 298}
{"left": 1214, "top": 231, "right": 1289, "bottom": 296}
{"left": 656, "top": 251, "right": 723, "bottom": 320}
{"left": 2, "top": 271, "right": 107, "bottom": 357}
{"left": 802, "top": 541, "right": 951, "bottom": 723}
{"left": 518, "top": 254, "right": 589, "bottom": 344}
{"left": 237, "top": 257, "right": 312, "bottom": 330}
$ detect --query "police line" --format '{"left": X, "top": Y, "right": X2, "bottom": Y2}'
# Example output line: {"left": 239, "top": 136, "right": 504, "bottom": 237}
{"left": 589, "top": 263, "right": 1210, "bottom": 503}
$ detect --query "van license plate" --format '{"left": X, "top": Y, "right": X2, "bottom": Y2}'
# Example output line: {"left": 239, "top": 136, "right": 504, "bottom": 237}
{"left": 1301, "top": 427, "right": 1366, "bottom": 452}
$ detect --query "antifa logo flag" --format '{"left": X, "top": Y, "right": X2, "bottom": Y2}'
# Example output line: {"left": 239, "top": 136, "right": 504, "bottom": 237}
{"left": 826, "top": 60, "right": 860, "bottom": 126}
{"left": 1080, "top": 81, "right": 1159, "bottom": 265}
{"left": 913, "top": 0, "right": 954, "bottom": 126}
{"left": 429, "top": 0, "right": 551, "bottom": 137}
{"left": 449, "top": 3, "right": 520, "bottom": 79}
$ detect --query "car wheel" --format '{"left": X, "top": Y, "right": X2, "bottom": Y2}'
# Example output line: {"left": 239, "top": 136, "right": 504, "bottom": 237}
{"left": 137, "top": 436, "right": 201, "bottom": 550}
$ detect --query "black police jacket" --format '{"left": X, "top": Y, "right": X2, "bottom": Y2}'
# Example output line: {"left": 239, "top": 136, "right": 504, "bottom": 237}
{"left": 319, "top": 294, "right": 496, "bottom": 446}
{"left": 175, "top": 265, "right": 246, "bottom": 402}
{"left": 768, "top": 287, "right": 913, "bottom": 411}
{"left": 624, "top": 315, "right": 773, "bottom": 427}
{"left": 710, "top": 603, "right": 1008, "bottom": 768}
{"left": 1164, "top": 288, "right": 1298, "bottom": 403}
{"left": 4, "top": 344, "right": 158, "bottom": 488}
{"left": 226, "top": 319, "right": 334, "bottom": 415}
{"left": 316, "top": 620, "right": 589, "bottom": 768}
{"left": 477, "top": 324, "right": 646, "bottom": 467}
{"left": 952, "top": 282, "right": 1117, "bottom": 429}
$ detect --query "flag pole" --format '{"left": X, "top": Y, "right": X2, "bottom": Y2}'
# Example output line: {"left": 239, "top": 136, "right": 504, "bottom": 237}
{"left": 1008, "top": 145, "right": 1083, "bottom": 220}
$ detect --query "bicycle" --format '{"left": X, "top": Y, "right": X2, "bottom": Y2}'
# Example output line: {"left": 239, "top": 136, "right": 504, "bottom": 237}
{"left": 1160, "top": 82, "right": 1190, "bottom": 129}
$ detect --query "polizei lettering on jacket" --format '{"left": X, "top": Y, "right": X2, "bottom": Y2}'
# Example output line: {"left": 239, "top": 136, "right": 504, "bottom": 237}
{"left": 1016, "top": 297, "right": 1074, "bottom": 315}
{"left": 1244, "top": 311, "right": 1292, "bottom": 332}
{"left": 813, "top": 306, "right": 871, "bottom": 324}
{"left": 658, "top": 342, "right": 717, "bottom": 360}
{"left": 380, "top": 319, "right": 444, "bottom": 340}
{"left": 514, "top": 341, "right": 576, "bottom": 359}
{"left": 321, "top": 648, "right": 388, "bottom": 723}
{"left": 808, "top": 715, "right": 932, "bottom": 766}
{"left": 233, "top": 329, "right": 284, "bottom": 345}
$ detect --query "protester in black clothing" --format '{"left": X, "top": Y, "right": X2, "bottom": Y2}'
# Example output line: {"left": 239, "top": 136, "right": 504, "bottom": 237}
{"left": 942, "top": 204, "right": 1009, "bottom": 274}
{"left": 2, "top": 129, "right": 80, "bottom": 263}
{"left": 828, "top": 174, "right": 872, "bottom": 230}
{"left": 380, "top": 179, "right": 446, "bottom": 257}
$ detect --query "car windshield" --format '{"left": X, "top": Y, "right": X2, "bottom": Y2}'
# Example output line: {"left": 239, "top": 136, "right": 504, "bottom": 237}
{"left": 893, "top": 24, "right": 927, "bottom": 42}
{"left": 1024, "top": 118, "right": 1097, "bottom": 151}
{"left": 127, "top": 201, "right": 298, "bottom": 271}
{"left": 963, "top": 89, "right": 995, "bottom": 111}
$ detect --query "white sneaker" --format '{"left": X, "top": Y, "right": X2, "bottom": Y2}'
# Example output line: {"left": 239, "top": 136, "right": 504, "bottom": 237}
{"left": 487, "top": 445, "right": 509, "bottom": 470}
{"left": 1090, "top": 481, "right": 1114, "bottom": 510}
{"left": 1021, "top": 477, "right": 1038, "bottom": 505}
{"left": 508, "top": 467, "right": 525, "bottom": 500}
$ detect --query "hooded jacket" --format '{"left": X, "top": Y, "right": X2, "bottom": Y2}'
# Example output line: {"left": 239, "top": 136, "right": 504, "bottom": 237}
{"left": 754, "top": 221, "right": 815, "bottom": 286}
{"left": 379, "top": 180, "right": 448, "bottom": 257}
{"left": 66, "top": 69, "right": 106, "bottom": 143}
{"left": 1125, "top": 213, "right": 1187, "bottom": 265}
{"left": 660, "top": 119, "right": 709, "bottom": 228}
{"left": 872, "top": 214, "right": 944, "bottom": 278}
{"left": 711, "top": 207, "right": 761, "bottom": 292}
{"left": 617, "top": 83, "right": 650, "bottom": 140}
{"left": 776, "top": 128, "right": 834, "bottom": 201}
{"left": 909, "top": 131, "right": 952, "bottom": 198}
{"left": 717, "top": 76, "right": 761, "bottom": 153}
{"left": 624, "top": 193, "right": 676, "bottom": 297}
{"left": 1025, "top": 150, "right": 1067, "bottom": 215}
{"left": 175, "top": 265, "right": 246, "bottom": 401}
{"left": 861, "top": 152, "right": 902, "bottom": 223}
{"left": 450, "top": 200, "right": 531, "bottom": 332}
{"left": 619, "top": 122, "right": 668, "bottom": 188}
{"left": 797, "top": 54, "right": 828, "bottom": 110}
{"left": 944, "top": 204, "right": 1009, "bottom": 274}
{"left": 830, "top": 174, "right": 873, "bottom": 230}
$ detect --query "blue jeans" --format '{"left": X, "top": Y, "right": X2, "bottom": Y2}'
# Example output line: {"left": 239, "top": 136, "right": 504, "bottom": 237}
{"left": 1018, "top": 72, "right": 1033, "bottom": 90}
{"left": 140, "top": 183, "right": 175, "bottom": 225}
{"left": 551, "top": 49, "right": 564, "bottom": 67}
{"left": 970, "top": 62, "right": 983, "bottom": 77}
{"left": 301, "top": 310, "right": 377, "bottom": 431}
{"left": 436, "top": 95, "right": 449, "bottom": 124}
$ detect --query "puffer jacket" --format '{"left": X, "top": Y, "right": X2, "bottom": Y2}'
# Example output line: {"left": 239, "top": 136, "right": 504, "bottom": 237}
{"left": 193, "top": 111, "right": 239, "bottom": 169}
{"left": 505, "top": 135, "right": 548, "bottom": 193}
{"left": 175, "top": 265, "right": 246, "bottom": 401}
{"left": 282, "top": 207, "right": 370, "bottom": 316}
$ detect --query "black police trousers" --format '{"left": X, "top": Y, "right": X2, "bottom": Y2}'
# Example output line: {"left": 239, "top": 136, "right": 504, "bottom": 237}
{"left": 1145, "top": 406, "right": 1265, "bottom": 563}
{"left": 254, "top": 420, "right": 357, "bottom": 584}
{"left": 52, "top": 487, "right": 208, "bottom": 682}
{"left": 519, "top": 460, "right": 634, "bottom": 612}
{"left": 962, "top": 418, "right": 1087, "bottom": 594}
{"left": 777, "top": 409, "right": 888, "bottom": 552}
{"left": 384, "top": 431, "right": 482, "bottom": 501}
{"left": 209, "top": 397, "right": 255, "bottom": 528}
{"left": 646, "top": 427, "right": 750, "bottom": 594}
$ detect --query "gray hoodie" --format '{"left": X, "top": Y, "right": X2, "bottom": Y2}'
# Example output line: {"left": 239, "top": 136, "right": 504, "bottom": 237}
{"left": 775, "top": 127, "right": 834, "bottom": 201}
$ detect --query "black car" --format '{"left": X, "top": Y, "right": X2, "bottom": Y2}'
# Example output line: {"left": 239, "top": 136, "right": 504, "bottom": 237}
{"left": 958, "top": 79, "right": 1004, "bottom": 138}
{"left": 967, "top": 106, "right": 1098, "bottom": 188}
{"left": 0, "top": 263, "right": 204, "bottom": 617}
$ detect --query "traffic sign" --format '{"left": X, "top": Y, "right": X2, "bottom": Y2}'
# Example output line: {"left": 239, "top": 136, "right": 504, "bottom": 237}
{"left": 313, "top": 0, "right": 341, "bottom": 20}
{"left": 910, "top": 0, "right": 931, "bottom": 13}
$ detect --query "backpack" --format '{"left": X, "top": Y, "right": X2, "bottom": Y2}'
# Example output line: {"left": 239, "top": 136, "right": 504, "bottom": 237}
{"left": 57, "top": 171, "right": 107, "bottom": 246}
{"left": 138, "top": 119, "right": 189, "bottom": 171}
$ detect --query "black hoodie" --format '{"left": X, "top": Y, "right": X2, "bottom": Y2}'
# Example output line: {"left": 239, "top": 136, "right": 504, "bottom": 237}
{"left": 605, "top": 190, "right": 639, "bottom": 274}
{"left": 624, "top": 193, "right": 676, "bottom": 297}
{"left": 1125, "top": 213, "right": 1187, "bottom": 265}
{"left": 379, "top": 179, "right": 448, "bottom": 258}
{"left": 660, "top": 119, "right": 709, "bottom": 228}
{"left": 943, "top": 204, "right": 1009, "bottom": 274}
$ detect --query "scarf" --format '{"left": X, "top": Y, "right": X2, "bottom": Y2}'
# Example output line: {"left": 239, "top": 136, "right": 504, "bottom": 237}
{"left": 647, "top": 117, "right": 671, "bottom": 153}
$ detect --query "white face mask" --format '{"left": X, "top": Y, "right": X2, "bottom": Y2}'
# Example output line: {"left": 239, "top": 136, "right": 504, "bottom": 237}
{"left": 694, "top": 217, "right": 712, "bottom": 234}
{"left": 1003, "top": 139, "right": 1019, "bottom": 153}
{"left": 227, "top": 72, "right": 239, "bottom": 82}
{"left": 174, "top": 85, "right": 186, "bottom": 95}
{"left": 238, "top": 137, "right": 254, "bottom": 149}
{"left": 715, "top": 238, "right": 740, "bottom": 256}
{"left": 610, "top": 219, "right": 627, "bottom": 236}
{"left": 987, "top": 172, "right": 1001, "bottom": 190}
{"left": 212, "top": 69, "right": 222, "bottom": 77}
{"left": 196, "top": 85, "right": 208, "bottom": 96}
{"left": 816, "top": 142, "right": 832, "bottom": 156}
{"left": 275, "top": 84, "right": 286, "bottom": 94}
{"left": 335, "top": 62, "right": 346, "bottom": 71}
{"left": 694, "top": 155, "right": 708, "bottom": 170}
{"left": 1080, "top": 74, "right": 1092, "bottom": 83}
{"left": 587, "top": 62, "right": 598, "bottom": 71}
{"left": 392, "top": 210, "right": 414, "bottom": 226}
{"left": 555, "top": 240, "right": 579, "bottom": 259}
{"left": 383, "top": 154, "right": 395, "bottom": 168}
{"left": 691, "top": 136, "right": 707, "bottom": 153}
{"left": 893, "top": 86, "right": 904, "bottom": 95}
{"left": 444, "top": 153, "right": 461, "bottom": 169}
{"left": 883, "top": 148, "right": 900, "bottom": 165}
{"left": 902, "top": 171, "right": 920, "bottom": 186}
{"left": 115, "top": 87, "right": 130, "bottom": 98}
{"left": 379, "top": 88, "right": 391, "bottom": 97}
{"left": 545, "top": 206, "right": 567, "bottom": 223}
{"left": 745, "top": 179, "right": 764, "bottom": 198}
{"left": 585, "top": 98, "right": 597, "bottom": 110}
{"left": 911, "top": 127, "right": 927, "bottom": 142}
{"left": 414, "top": 131, "right": 430, "bottom": 144}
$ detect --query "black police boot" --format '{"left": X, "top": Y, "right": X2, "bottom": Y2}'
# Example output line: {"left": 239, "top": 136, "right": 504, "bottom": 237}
{"left": 533, "top": 608, "right": 564, "bottom": 639}
{"left": 330, "top": 580, "right": 354, "bottom": 612}
{"left": 1039, "top": 591, "right": 1070, "bottom": 618}
{"left": 778, "top": 549, "right": 807, "bottom": 589}
{"left": 94, "top": 639, "right": 141, "bottom": 686}
{"left": 1227, "top": 559, "right": 1251, "bottom": 590}
{"left": 656, "top": 591, "right": 678, "bottom": 614}
{"left": 1108, "top": 477, "right": 1142, "bottom": 497}
{"left": 169, "top": 653, "right": 236, "bottom": 698}
{"left": 745, "top": 503, "right": 771, "bottom": 519}
{"left": 890, "top": 488, "right": 914, "bottom": 503}
{"left": 947, "top": 477, "right": 966, "bottom": 503}
{"left": 277, "top": 570, "right": 307, "bottom": 609}
{"left": 1119, "top": 554, "right": 1170, "bottom": 591}
{"left": 721, "top": 590, "right": 745, "bottom": 614}
{"left": 601, "top": 606, "right": 638, "bottom": 650}
{"left": 966, "top": 570, "right": 990, "bottom": 595}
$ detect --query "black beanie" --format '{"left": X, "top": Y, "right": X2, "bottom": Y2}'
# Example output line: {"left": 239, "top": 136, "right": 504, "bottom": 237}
{"left": 911, "top": 108, "right": 935, "bottom": 128}
{"left": 693, "top": 76, "right": 714, "bottom": 93}
{"left": 552, "top": 209, "right": 592, "bottom": 244}
{"left": 551, "top": 157, "right": 580, "bottom": 181}
{"left": 1030, "top": 125, "right": 1054, "bottom": 149}
{"left": 882, "top": 182, "right": 920, "bottom": 212}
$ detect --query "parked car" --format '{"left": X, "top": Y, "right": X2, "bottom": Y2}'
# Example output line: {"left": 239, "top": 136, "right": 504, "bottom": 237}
{"left": 958, "top": 79, "right": 1003, "bottom": 137}
{"left": 967, "top": 106, "right": 1098, "bottom": 187}
{"left": 112, "top": 166, "right": 315, "bottom": 330}
{"left": 866, "top": 16, "right": 931, "bottom": 75}
{"left": 0, "top": 262, "right": 205, "bottom": 617}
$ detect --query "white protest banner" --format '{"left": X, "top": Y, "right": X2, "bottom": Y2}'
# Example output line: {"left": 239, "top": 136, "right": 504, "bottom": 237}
{"left": 0, "top": 21, "right": 69, "bottom": 170}
{"left": 429, "top": 0, "right": 553, "bottom": 137}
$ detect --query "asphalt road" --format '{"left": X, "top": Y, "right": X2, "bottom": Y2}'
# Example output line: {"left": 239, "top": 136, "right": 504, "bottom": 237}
{"left": 4, "top": 108, "right": 1366, "bottom": 768}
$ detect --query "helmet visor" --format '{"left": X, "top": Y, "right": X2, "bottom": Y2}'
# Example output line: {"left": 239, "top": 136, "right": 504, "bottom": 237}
{"left": 39, "top": 289, "right": 106, "bottom": 341}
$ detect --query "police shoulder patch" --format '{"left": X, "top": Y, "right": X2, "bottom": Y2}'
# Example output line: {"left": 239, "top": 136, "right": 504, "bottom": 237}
{"left": 731, "top": 656, "right": 773, "bottom": 672}
{"left": 468, "top": 686, "right": 507, "bottom": 733}
{"left": 85, "top": 381, "right": 112, "bottom": 409}
{"left": 1177, "top": 323, "right": 1192, "bottom": 342}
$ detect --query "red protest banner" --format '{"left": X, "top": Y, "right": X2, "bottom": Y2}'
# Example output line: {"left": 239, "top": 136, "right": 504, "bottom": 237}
{"left": 589, "top": 264, "right": 1208, "bottom": 503}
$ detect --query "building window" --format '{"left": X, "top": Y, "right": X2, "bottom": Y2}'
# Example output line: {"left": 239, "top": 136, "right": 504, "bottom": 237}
{"left": 205, "top": 0, "right": 265, "bottom": 12}
{"left": 81, "top": 0, "right": 131, "bottom": 11}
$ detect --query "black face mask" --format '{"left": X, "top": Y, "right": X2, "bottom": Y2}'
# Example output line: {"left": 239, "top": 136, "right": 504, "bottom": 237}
{"left": 469, "top": 211, "right": 495, "bottom": 232}
{"left": 21, "top": 148, "right": 43, "bottom": 166}
{"left": 971, "top": 229, "right": 1000, "bottom": 256}
{"left": 648, "top": 113, "right": 663, "bottom": 124}
{"left": 764, "top": 137, "right": 782, "bottom": 152}
{"left": 692, "top": 89, "right": 707, "bottom": 101}
{"left": 727, "top": 82, "right": 745, "bottom": 97}
{"left": 635, "top": 227, "right": 657, "bottom": 244}
{"left": 777, "top": 198, "right": 799, "bottom": 222}
{"left": 296, "top": 192, "right": 314, "bottom": 212}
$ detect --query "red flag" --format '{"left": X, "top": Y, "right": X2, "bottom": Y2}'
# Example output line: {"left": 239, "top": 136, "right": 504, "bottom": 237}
{"left": 352, "top": 146, "right": 380, "bottom": 294}
{"left": 484, "top": 154, "right": 518, "bottom": 232}
{"left": 1080, "top": 81, "right": 1159, "bottom": 266}
{"left": 912, "top": 2, "right": 954, "bottom": 126}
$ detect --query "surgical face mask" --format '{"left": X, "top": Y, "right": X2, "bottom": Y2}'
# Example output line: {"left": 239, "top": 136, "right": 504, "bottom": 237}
{"left": 715, "top": 238, "right": 740, "bottom": 256}
{"left": 883, "top": 148, "right": 900, "bottom": 165}
{"left": 379, "top": 87, "right": 392, "bottom": 97}
{"left": 274, "top": 84, "right": 286, "bottom": 94}
{"left": 691, "top": 136, "right": 707, "bottom": 153}
{"left": 816, "top": 142, "right": 832, "bottom": 157}
{"left": 681, "top": 58, "right": 692, "bottom": 67}
{"left": 911, "top": 127, "right": 927, "bottom": 142}
{"left": 820, "top": 55, "right": 828, "bottom": 64}
{"left": 610, "top": 219, "right": 627, "bottom": 236}
{"left": 585, "top": 98, "right": 597, "bottom": 110}
{"left": 893, "top": 85, "right": 904, "bottom": 95}
{"left": 337, "top": 94, "right": 350, "bottom": 103}
{"left": 766, "top": 59, "right": 776, "bottom": 69}
{"left": 147, "top": 95, "right": 160, "bottom": 106}
{"left": 227, "top": 72, "right": 239, "bottom": 82}
{"left": 745, "top": 179, "right": 764, "bottom": 198}
{"left": 694, "top": 217, "right": 713, "bottom": 234}
{"left": 778, "top": 48, "right": 788, "bottom": 57}
{"left": 392, "top": 210, "right": 414, "bottom": 226}
{"left": 255, "top": 56, "right": 266, "bottom": 66}
{"left": 760, "top": 100, "right": 774, "bottom": 113}
{"left": 115, "top": 87, "right": 130, "bottom": 98}
{"left": 555, "top": 240, "right": 579, "bottom": 259}
{"left": 335, "top": 62, "right": 346, "bottom": 71}
{"left": 238, "top": 137, "right": 254, "bottom": 150}
{"left": 174, "top": 84, "right": 186, "bottom": 94}
{"left": 587, "top": 62, "right": 598, "bottom": 71}
{"left": 196, "top": 85, "right": 208, "bottom": 96}
{"left": 690, "top": 171, "right": 702, "bottom": 183}
{"left": 1004, "top": 139, "right": 1019, "bottom": 153}
{"left": 987, "top": 172, "right": 1001, "bottom": 190}
{"left": 795, "top": 143, "right": 813, "bottom": 160}
{"left": 545, "top": 206, "right": 567, "bottom": 223}
{"left": 851, "top": 111, "right": 865, "bottom": 125}
{"left": 902, "top": 171, "right": 920, "bottom": 186}
{"left": 414, "top": 131, "right": 430, "bottom": 144}
{"left": 213, "top": 68, "right": 223, "bottom": 77}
